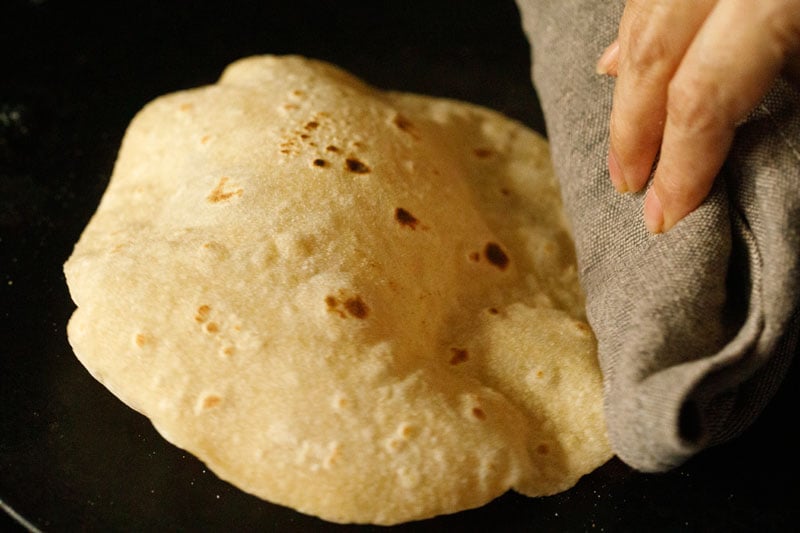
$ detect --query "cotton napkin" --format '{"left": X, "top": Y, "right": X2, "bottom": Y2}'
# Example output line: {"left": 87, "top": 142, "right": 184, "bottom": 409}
{"left": 516, "top": 0, "right": 800, "bottom": 471}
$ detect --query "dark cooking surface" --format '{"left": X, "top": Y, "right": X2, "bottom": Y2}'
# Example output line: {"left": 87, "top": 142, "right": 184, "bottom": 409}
{"left": 2, "top": 0, "right": 799, "bottom": 530}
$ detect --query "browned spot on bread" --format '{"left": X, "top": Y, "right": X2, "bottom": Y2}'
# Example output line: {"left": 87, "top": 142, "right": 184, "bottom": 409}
{"left": 392, "top": 113, "right": 420, "bottom": 139}
{"left": 207, "top": 177, "right": 243, "bottom": 203}
{"left": 134, "top": 333, "right": 148, "bottom": 348}
{"left": 179, "top": 103, "right": 194, "bottom": 112}
{"left": 473, "top": 147, "right": 494, "bottom": 158}
{"left": 469, "top": 251, "right": 481, "bottom": 262}
{"left": 313, "top": 158, "right": 329, "bottom": 168}
{"left": 325, "top": 295, "right": 346, "bottom": 318}
{"left": 326, "top": 145, "right": 340, "bottom": 153}
{"left": 488, "top": 307, "right": 499, "bottom": 315}
{"left": 536, "top": 443, "right": 550, "bottom": 455}
{"left": 398, "top": 423, "right": 417, "bottom": 439}
{"left": 202, "top": 395, "right": 222, "bottom": 409}
{"left": 195, "top": 305, "right": 211, "bottom": 323}
{"left": 472, "top": 407, "right": 487, "bottom": 420}
{"left": 305, "top": 121, "right": 319, "bottom": 130}
{"left": 345, "top": 158, "right": 370, "bottom": 174}
{"left": 500, "top": 187, "right": 510, "bottom": 196}
{"left": 449, "top": 348, "right": 469, "bottom": 365}
{"left": 395, "top": 207, "right": 419, "bottom": 229}
{"left": 204, "top": 322, "right": 219, "bottom": 334}
{"left": 343, "top": 296, "right": 369, "bottom": 319}
{"left": 221, "top": 346, "right": 235, "bottom": 357}
{"left": 484, "top": 242, "right": 509, "bottom": 270}
{"left": 326, "top": 294, "right": 369, "bottom": 319}
{"left": 200, "top": 134, "right": 212, "bottom": 144}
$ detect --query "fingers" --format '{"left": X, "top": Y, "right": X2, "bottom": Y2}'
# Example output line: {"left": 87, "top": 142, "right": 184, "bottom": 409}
{"left": 645, "top": 0, "right": 800, "bottom": 232}
{"left": 607, "top": 0, "right": 717, "bottom": 194}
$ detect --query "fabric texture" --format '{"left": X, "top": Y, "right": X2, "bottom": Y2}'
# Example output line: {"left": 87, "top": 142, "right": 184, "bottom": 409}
{"left": 516, "top": 0, "right": 800, "bottom": 471}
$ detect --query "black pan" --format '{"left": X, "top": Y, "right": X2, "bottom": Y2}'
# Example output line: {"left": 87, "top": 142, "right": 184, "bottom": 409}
{"left": 2, "top": 1, "right": 798, "bottom": 530}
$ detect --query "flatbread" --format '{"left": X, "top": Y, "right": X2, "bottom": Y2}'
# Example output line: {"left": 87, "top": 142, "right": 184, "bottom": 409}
{"left": 64, "top": 55, "right": 611, "bottom": 525}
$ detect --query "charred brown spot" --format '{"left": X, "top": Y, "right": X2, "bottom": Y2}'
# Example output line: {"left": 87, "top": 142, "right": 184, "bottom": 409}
{"left": 204, "top": 322, "right": 219, "bottom": 334}
{"left": 393, "top": 113, "right": 420, "bottom": 139}
{"left": 195, "top": 305, "right": 211, "bottom": 323}
{"left": 472, "top": 407, "right": 487, "bottom": 420}
{"left": 326, "top": 145, "right": 340, "bottom": 153}
{"left": 291, "top": 89, "right": 305, "bottom": 97}
{"left": 300, "top": 133, "right": 310, "bottom": 140}
{"left": 326, "top": 294, "right": 369, "bottom": 319}
{"left": 536, "top": 370, "right": 545, "bottom": 379}
{"left": 345, "top": 158, "right": 370, "bottom": 174}
{"left": 500, "top": 188, "right": 510, "bottom": 196}
{"left": 484, "top": 242, "right": 509, "bottom": 270}
{"left": 344, "top": 296, "right": 369, "bottom": 319}
{"left": 395, "top": 207, "right": 419, "bottom": 229}
{"left": 488, "top": 307, "right": 499, "bottom": 315}
{"left": 305, "top": 121, "right": 319, "bottom": 130}
{"left": 473, "top": 147, "right": 494, "bottom": 158}
{"left": 469, "top": 251, "right": 481, "bottom": 262}
{"left": 202, "top": 395, "right": 222, "bottom": 409}
{"left": 449, "top": 348, "right": 469, "bottom": 365}
{"left": 207, "top": 177, "right": 243, "bottom": 203}
{"left": 313, "top": 158, "right": 329, "bottom": 168}
{"left": 536, "top": 443, "right": 550, "bottom": 455}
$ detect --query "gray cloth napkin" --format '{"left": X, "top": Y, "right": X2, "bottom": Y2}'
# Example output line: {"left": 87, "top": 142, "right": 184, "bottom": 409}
{"left": 516, "top": 0, "right": 800, "bottom": 471}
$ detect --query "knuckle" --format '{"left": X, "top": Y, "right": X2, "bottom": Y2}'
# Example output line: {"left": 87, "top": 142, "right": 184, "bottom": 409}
{"left": 665, "top": 75, "right": 726, "bottom": 136}
{"left": 609, "top": 108, "right": 642, "bottom": 163}
{"left": 655, "top": 172, "right": 689, "bottom": 203}
{"left": 625, "top": 29, "right": 673, "bottom": 74}
{"left": 619, "top": 0, "right": 682, "bottom": 76}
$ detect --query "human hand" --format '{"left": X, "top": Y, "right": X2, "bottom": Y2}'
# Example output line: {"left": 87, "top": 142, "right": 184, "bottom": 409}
{"left": 596, "top": 0, "right": 800, "bottom": 233}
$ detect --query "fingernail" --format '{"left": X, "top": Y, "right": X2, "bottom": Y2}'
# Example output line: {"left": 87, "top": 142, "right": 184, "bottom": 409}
{"left": 644, "top": 187, "right": 664, "bottom": 234}
{"left": 608, "top": 148, "right": 628, "bottom": 193}
{"left": 596, "top": 40, "right": 620, "bottom": 75}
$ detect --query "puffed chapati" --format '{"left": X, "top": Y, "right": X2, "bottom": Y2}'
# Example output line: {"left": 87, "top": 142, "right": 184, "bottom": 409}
{"left": 64, "top": 56, "right": 611, "bottom": 525}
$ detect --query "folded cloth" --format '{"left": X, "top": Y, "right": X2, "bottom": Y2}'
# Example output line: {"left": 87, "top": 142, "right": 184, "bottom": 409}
{"left": 516, "top": 0, "right": 800, "bottom": 471}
